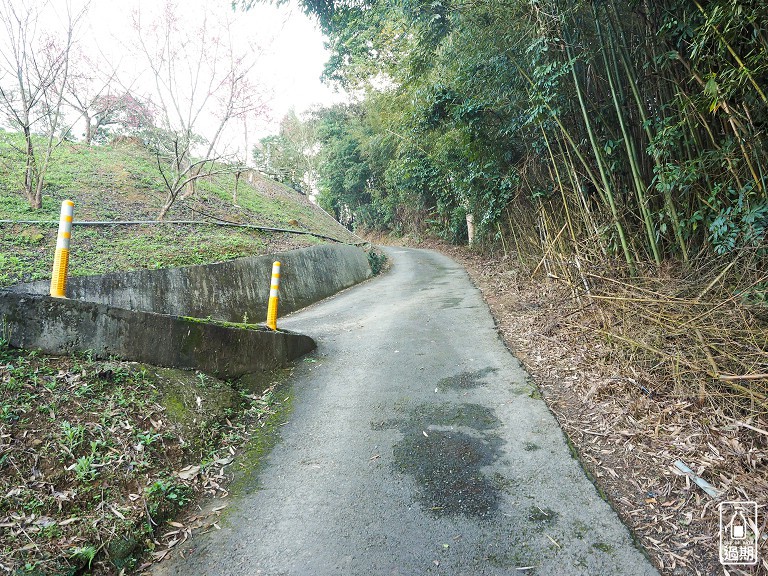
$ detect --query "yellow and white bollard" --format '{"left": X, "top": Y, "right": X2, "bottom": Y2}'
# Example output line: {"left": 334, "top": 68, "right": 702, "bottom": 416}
{"left": 50, "top": 200, "right": 74, "bottom": 298}
{"left": 266, "top": 261, "right": 281, "bottom": 330}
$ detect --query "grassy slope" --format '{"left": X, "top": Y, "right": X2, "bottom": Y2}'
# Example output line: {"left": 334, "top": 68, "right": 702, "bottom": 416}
{"left": 0, "top": 136, "right": 359, "bottom": 287}
{"left": 0, "top": 137, "right": 359, "bottom": 573}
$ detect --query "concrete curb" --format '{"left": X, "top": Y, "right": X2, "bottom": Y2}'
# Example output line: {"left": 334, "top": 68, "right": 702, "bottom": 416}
{"left": 0, "top": 292, "right": 316, "bottom": 379}
{"left": 11, "top": 244, "right": 372, "bottom": 322}
{"left": 3, "top": 244, "right": 373, "bottom": 377}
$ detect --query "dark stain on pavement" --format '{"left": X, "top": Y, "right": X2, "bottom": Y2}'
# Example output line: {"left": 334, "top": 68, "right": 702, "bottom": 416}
{"left": 528, "top": 505, "right": 559, "bottom": 525}
{"left": 437, "top": 368, "right": 498, "bottom": 391}
{"left": 409, "top": 402, "right": 501, "bottom": 430}
{"left": 394, "top": 430, "right": 503, "bottom": 518}
{"left": 376, "top": 402, "right": 505, "bottom": 519}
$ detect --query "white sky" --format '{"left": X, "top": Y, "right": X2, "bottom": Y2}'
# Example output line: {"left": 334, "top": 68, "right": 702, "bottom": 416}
{"left": 87, "top": 0, "right": 343, "bottom": 130}
{"left": 24, "top": 0, "right": 345, "bottom": 150}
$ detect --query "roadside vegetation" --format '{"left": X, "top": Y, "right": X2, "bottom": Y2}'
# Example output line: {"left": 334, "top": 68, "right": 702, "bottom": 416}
{"left": 0, "top": 138, "right": 358, "bottom": 573}
{"left": 0, "top": 2, "right": 362, "bottom": 573}
{"left": 1, "top": 0, "right": 765, "bottom": 572}
{"left": 0, "top": 130, "right": 360, "bottom": 575}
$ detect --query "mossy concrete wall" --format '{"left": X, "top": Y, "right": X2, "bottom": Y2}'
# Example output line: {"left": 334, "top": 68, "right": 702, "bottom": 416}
{"left": 0, "top": 292, "right": 316, "bottom": 379}
{"left": 12, "top": 244, "right": 372, "bottom": 322}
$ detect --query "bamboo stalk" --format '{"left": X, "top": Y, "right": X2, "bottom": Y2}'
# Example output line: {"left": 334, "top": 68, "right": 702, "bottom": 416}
{"left": 560, "top": 140, "right": 606, "bottom": 253}
{"left": 606, "top": 1, "right": 688, "bottom": 261}
{"left": 695, "top": 328, "right": 719, "bottom": 402}
{"left": 540, "top": 123, "right": 578, "bottom": 248}
{"left": 680, "top": 274, "right": 768, "bottom": 328}
{"left": 595, "top": 7, "right": 661, "bottom": 265}
{"left": 719, "top": 374, "right": 768, "bottom": 382}
{"left": 723, "top": 418, "right": 768, "bottom": 437}
{"left": 564, "top": 39, "right": 635, "bottom": 272}
{"left": 692, "top": 0, "right": 768, "bottom": 104}
{"left": 589, "top": 295, "right": 712, "bottom": 306}
{"left": 532, "top": 222, "right": 568, "bottom": 278}
{"left": 697, "top": 260, "right": 737, "bottom": 299}
{"left": 505, "top": 207, "right": 525, "bottom": 268}
{"left": 582, "top": 325, "right": 768, "bottom": 406}
{"left": 584, "top": 272, "right": 690, "bottom": 300}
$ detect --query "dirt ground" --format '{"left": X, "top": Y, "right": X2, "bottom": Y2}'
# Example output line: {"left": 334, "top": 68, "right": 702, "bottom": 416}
{"left": 381, "top": 236, "right": 767, "bottom": 576}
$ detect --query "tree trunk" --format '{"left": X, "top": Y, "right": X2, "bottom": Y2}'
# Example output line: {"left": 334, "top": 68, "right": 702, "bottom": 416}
{"left": 23, "top": 128, "right": 41, "bottom": 209}
{"left": 179, "top": 167, "right": 200, "bottom": 200}
{"left": 179, "top": 154, "right": 197, "bottom": 199}
{"left": 466, "top": 213, "right": 475, "bottom": 246}
{"left": 183, "top": 176, "right": 197, "bottom": 198}
{"left": 84, "top": 113, "right": 93, "bottom": 145}
{"left": 157, "top": 194, "right": 174, "bottom": 220}
{"left": 233, "top": 171, "right": 241, "bottom": 205}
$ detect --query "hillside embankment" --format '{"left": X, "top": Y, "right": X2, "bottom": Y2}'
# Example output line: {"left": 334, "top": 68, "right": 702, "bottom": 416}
{"left": 0, "top": 139, "right": 361, "bottom": 289}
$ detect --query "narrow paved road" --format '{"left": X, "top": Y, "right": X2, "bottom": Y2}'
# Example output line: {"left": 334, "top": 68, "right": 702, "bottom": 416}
{"left": 155, "top": 248, "right": 657, "bottom": 575}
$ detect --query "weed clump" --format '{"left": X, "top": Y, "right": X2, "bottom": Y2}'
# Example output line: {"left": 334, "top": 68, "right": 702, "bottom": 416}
{"left": 367, "top": 248, "right": 388, "bottom": 276}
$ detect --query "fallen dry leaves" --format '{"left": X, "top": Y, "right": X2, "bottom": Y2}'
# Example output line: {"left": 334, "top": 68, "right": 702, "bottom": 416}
{"left": 0, "top": 348, "right": 286, "bottom": 574}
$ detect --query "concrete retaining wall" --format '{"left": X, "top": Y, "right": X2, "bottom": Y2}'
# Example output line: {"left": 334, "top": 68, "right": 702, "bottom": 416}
{"left": 0, "top": 292, "right": 316, "bottom": 379}
{"left": 4, "top": 243, "right": 372, "bottom": 377}
{"left": 12, "top": 243, "right": 372, "bottom": 322}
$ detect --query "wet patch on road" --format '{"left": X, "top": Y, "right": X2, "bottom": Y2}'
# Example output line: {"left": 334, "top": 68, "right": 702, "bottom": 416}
{"left": 408, "top": 402, "right": 501, "bottom": 430}
{"left": 373, "top": 402, "right": 500, "bottom": 431}
{"left": 394, "top": 429, "right": 504, "bottom": 518}
{"left": 437, "top": 368, "right": 498, "bottom": 391}
{"left": 375, "top": 402, "right": 505, "bottom": 519}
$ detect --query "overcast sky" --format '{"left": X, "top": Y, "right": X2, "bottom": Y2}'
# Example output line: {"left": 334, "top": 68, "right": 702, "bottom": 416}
{"left": 53, "top": 0, "right": 344, "bottom": 139}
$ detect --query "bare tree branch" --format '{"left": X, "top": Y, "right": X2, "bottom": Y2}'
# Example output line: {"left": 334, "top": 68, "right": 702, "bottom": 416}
{"left": 0, "top": 0, "right": 87, "bottom": 208}
{"left": 131, "top": 0, "right": 269, "bottom": 220}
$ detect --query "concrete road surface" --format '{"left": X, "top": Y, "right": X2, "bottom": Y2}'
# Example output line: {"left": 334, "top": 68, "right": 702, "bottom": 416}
{"left": 153, "top": 247, "right": 658, "bottom": 576}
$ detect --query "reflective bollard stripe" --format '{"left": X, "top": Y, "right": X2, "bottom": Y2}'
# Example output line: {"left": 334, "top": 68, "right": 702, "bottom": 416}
{"left": 50, "top": 200, "right": 74, "bottom": 298}
{"left": 266, "top": 261, "right": 281, "bottom": 330}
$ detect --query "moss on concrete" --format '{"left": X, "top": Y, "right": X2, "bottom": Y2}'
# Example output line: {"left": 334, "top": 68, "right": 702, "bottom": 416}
{"left": 227, "top": 377, "right": 294, "bottom": 498}
{"left": 180, "top": 316, "right": 270, "bottom": 332}
{"left": 149, "top": 366, "right": 242, "bottom": 452}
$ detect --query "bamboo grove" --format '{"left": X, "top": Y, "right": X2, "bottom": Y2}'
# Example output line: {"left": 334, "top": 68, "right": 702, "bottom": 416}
{"left": 255, "top": 0, "right": 768, "bottom": 271}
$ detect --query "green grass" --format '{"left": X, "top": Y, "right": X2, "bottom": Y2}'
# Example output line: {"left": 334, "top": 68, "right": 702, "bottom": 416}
{"left": 0, "top": 133, "right": 358, "bottom": 287}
